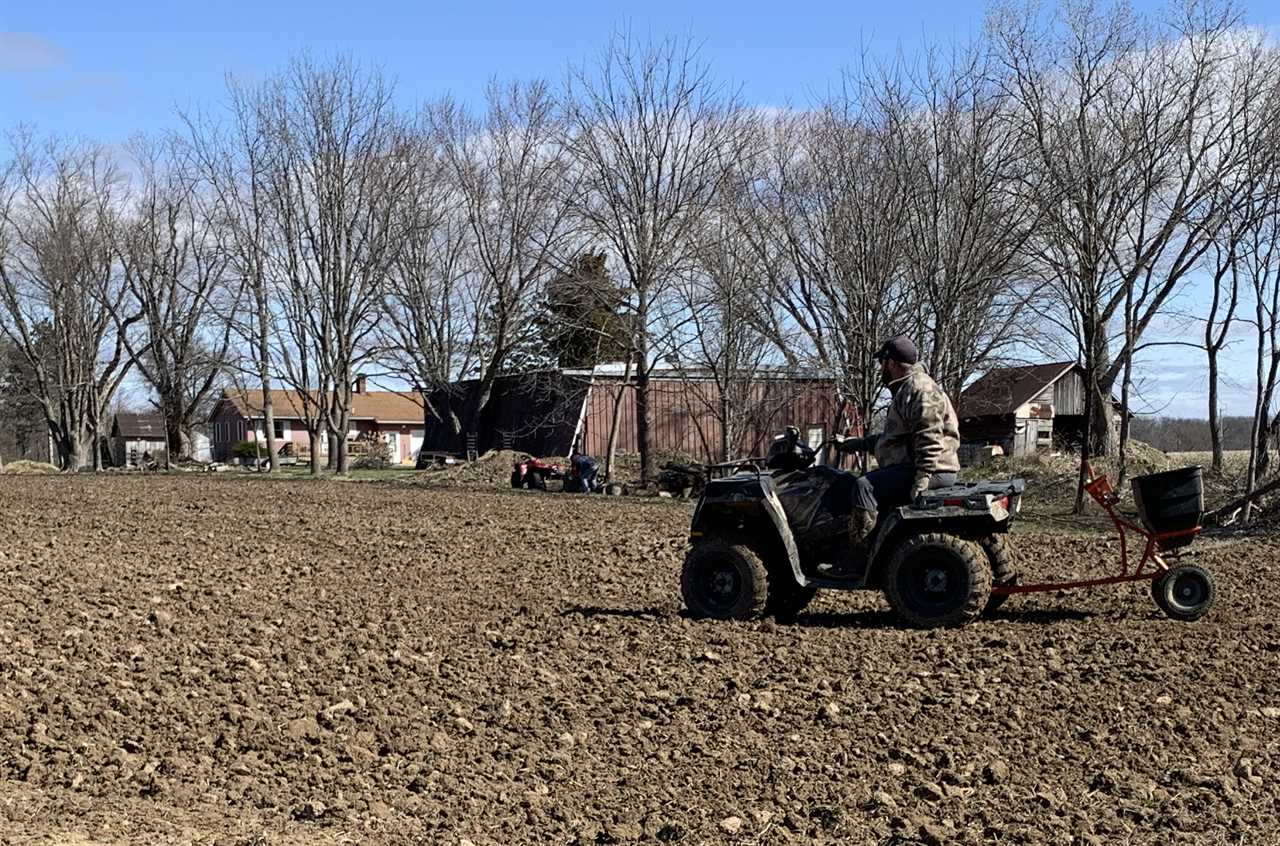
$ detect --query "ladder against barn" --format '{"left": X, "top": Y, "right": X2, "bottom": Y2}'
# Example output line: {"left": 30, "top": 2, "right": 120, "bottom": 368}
{"left": 466, "top": 433, "right": 478, "bottom": 462}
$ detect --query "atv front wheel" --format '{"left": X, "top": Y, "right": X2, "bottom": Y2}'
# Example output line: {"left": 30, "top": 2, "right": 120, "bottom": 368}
{"left": 1152, "top": 564, "right": 1214, "bottom": 622}
{"left": 883, "top": 533, "right": 992, "bottom": 628}
{"left": 980, "top": 534, "right": 1019, "bottom": 616}
{"left": 510, "top": 470, "right": 524, "bottom": 489}
{"left": 681, "top": 540, "right": 769, "bottom": 621}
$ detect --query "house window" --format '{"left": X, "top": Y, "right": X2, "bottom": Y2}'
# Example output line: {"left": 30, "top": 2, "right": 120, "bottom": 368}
{"left": 274, "top": 420, "right": 285, "bottom": 440}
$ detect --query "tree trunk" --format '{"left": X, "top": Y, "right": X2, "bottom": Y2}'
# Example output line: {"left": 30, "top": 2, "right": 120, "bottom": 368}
{"left": 261, "top": 386, "right": 278, "bottom": 473}
{"left": 326, "top": 433, "right": 338, "bottom": 471}
{"left": 1208, "top": 348, "right": 1223, "bottom": 474}
{"left": 66, "top": 433, "right": 83, "bottom": 473}
{"left": 604, "top": 356, "right": 633, "bottom": 484}
{"left": 719, "top": 389, "right": 731, "bottom": 463}
{"left": 165, "top": 414, "right": 184, "bottom": 464}
{"left": 1089, "top": 381, "right": 1114, "bottom": 455}
{"left": 1116, "top": 357, "right": 1133, "bottom": 489}
{"left": 1074, "top": 353, "right": 1096, "bottom": 516}
{"left": 90, "top": 427, "right": 102, "bottom": 472}
{"left": 466, "top": 365, "right": 500, "bottom": 457}
{"left": 635, "top": 325, "right": 652, "bottom": 484}
{"left": 336, "top": 412, "right": 351, "bottom": 475}
{"left": 309, "top": 429, "right": 323, "bottom": 475}
{"left": 415, "top": 399, "right": 433, "bottom": 470}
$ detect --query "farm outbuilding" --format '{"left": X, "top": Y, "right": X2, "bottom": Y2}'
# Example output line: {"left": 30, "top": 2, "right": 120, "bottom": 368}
{"left": 110, "top": 413, "right": 168, "bottom": 467}
{"left": 958, "top": 361, "right": 1090, "bottom": 459}
{"left": 418, "top": 365, "right": 856, "bottom": 464}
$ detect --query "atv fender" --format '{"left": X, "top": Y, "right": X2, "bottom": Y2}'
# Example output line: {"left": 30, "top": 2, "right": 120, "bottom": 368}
{"left": 760, "top": 482, "right": 809, "bottom": 588}
{"left": 861, "top": 510, "right": 904, "bottom": 587}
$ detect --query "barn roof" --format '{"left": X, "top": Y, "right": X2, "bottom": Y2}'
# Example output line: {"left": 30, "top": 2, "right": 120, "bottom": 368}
{"left": 960, "top": 361, "right": 1077, "bottom": 418}
{"left": 220, "top": 389, "right": 423, "bottom": 424}
{"left": 113, "top": 412, "right": 167, "bottom": 439}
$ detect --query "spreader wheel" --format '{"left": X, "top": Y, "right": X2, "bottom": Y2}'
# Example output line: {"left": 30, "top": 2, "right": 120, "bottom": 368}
{"left": 681, "top": 540, "right": 769, "bottom": 621}
{"left": 883, "top": 533, "right": 992, "bottom": 628}
{"left": 1152, "top": 564, "right": 1215, "bottom": 622}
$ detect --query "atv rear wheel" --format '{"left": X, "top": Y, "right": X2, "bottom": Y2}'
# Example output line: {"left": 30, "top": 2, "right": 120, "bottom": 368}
{"left": 525, "top": 470, "right": 546, "bottom": 491}
{"left": 681, "top": 540, "right": 770, "bottom": 621}
{"left": 980, "top": 534, "right": 1019, "bottom": 616}
{"left": 883, "top": 533, "right": 992, "bottom": 628}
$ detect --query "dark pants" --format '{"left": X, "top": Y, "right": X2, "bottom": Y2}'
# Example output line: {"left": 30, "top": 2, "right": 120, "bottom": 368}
{"left": 852, "top": 464, "right": 957, "bottom": 512}
{"left": 570, "top": 456, "right": 598, "bottom": 493}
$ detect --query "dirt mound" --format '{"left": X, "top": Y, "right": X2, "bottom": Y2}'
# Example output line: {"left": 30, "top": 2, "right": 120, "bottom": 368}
{"left": 1, "top": 459, "right": 59, "bottom": 475}
{"left": 0, "top": 476, "right": 1275, "bottom": 844}
{"left": 408, "top": 449, "right": 563, "bottom": 489}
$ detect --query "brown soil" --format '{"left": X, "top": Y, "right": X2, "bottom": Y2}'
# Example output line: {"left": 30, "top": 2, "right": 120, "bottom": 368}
{"left": 1, "top": 475, "right": 1277, "bottom": 845}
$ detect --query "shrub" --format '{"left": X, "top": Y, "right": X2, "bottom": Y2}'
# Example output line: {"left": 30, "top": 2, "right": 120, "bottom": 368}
{"left": 232, "top": 440, "right": 265, "bottom": 460}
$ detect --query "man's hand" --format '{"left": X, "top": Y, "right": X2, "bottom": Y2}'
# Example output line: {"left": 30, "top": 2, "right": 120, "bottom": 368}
{"left": 910, "top": 473, "right": 930, "bottom": 501}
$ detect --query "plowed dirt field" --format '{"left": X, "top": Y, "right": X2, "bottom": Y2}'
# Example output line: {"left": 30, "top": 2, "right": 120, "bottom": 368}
{"left": 1, "top": 475, "right": 1277, "bottom": 845}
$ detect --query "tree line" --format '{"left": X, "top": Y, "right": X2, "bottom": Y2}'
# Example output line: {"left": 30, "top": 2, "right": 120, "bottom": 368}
{"left": 1, "top": 0, "right": 1279, "bottom": 507}
{"left": 1130, "top": 415, "right": 1258, "bottom": 454}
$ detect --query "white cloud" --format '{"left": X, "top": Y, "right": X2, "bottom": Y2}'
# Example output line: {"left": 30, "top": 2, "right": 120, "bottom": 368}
{"left": 0, "top": 32, "right": 67, "bottom": 74}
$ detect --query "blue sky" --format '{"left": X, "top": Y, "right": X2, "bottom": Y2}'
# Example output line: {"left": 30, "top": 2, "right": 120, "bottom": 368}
{"left": 2, "top": 0, "right": 1277, "bottom": 418}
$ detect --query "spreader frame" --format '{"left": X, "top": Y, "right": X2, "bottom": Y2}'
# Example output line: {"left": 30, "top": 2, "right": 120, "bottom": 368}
{"left": 991, "top": 462, "right": 1200, "bottom": 596}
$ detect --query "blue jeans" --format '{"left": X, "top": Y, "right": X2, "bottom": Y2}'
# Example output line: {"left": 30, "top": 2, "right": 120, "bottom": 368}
{"left": 854, "top": 464, "right": 957, "bottom": 512}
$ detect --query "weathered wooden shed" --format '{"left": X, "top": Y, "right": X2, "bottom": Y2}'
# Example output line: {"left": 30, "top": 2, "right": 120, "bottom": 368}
{"left": 110, "top": 413, "right": 168, "bottom": 467}
{"left": 958, "top": 362, "right": 1087, "bottom": 458}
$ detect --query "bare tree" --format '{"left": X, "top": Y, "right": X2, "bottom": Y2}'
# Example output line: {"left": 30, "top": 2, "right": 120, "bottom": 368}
{"left": 182, "top": 78, "right": 282, "bottom": 471}
{"left": 745, "top": 97, "right": 915, "bottom": 444}
{"left": 892, "top": 43, "right": 1039, "bottom": 402}
{"left": 260, "top": 56, "right": 415, "bottom": 474}
{"left": 994, "top": 0, "right": 1250, "bottom": 470}
{"left": 377, "top": 128, "right": 477, "bottom": 466}
{"left": 434, "top": 80, "right": 578, "bottom": 451}
{"left": 1199, "top": 35, "right": 1280, "bottom": 477}
{"left": 664, "top": 167, "right": 790, "bottom": 462}
{"left": 1241, "top": 124, "right": 1280, "bottom": 517}
{"left": 116, "top": 136, "right": 234, "bottom": 462}
{"left": 565, "top": 32, "right": 748, "bottom": 482}
{"left": 0, "top": 131, "right": 138, "bottom": 470}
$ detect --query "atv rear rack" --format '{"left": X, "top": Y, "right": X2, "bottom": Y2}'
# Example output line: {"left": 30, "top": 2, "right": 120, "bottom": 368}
{"left": 992, "top": 462, "right": 1199, "bottom": 596}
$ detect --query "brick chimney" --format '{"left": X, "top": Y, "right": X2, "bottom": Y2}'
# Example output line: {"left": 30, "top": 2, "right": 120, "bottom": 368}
{"left": 355, "top": 375, "right": 367, "bottom": 395}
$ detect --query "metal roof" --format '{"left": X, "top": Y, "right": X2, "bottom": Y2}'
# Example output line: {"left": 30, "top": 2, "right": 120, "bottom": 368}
{"left": 959, "top": 361, "right": 1077, "bottom": 418}
{"left": 113, "top": 412, "right": 168, "bottom": 439}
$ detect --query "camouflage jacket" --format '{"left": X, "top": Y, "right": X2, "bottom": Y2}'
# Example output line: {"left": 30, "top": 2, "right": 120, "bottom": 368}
{"left": 841, "top": 365, "right": 960, "bottom": 477}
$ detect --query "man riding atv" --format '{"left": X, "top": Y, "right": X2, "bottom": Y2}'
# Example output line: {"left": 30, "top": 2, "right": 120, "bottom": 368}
{"left": 833, "top": 335, "right": 961, "bottom": 559}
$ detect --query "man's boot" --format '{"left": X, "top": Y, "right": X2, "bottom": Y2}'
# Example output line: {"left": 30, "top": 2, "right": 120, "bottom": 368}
{"left": 829, "top": 507, "right": 877, "bottom": 579}
{"left": 849, "top": 506, "right": 877, "bottom": 559}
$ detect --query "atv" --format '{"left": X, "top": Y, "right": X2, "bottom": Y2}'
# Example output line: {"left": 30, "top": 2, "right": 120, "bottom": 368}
{"left": 681, "top": 428, "right": 1023, "bottom": 628}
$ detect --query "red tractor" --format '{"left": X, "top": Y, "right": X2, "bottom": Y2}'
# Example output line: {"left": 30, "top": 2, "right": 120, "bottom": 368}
{"left": 510, "top": 456, "right": 564, "bottom": 491}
